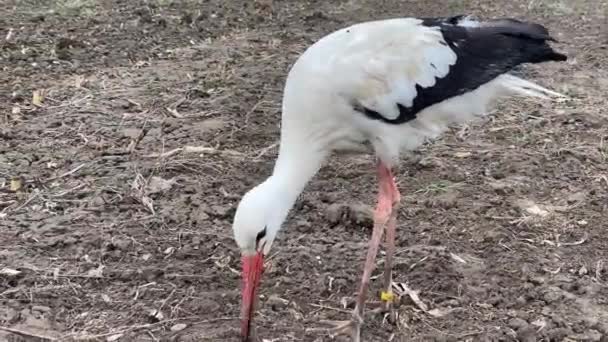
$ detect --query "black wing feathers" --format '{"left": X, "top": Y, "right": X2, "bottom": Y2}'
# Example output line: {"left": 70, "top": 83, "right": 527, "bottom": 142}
{"left": 354, "top": 15, "right": 567, "bottom": 125}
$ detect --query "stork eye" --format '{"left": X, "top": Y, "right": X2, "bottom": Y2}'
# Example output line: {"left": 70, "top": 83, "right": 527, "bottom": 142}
{"left": 255, "top": 226, "right": 267, "bottom": 245}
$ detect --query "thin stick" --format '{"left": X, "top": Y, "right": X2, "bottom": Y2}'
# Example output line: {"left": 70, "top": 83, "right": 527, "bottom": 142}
{"left": 11, "top": 190, "right": 40, "bottom": 212}
{"left": 255, "top": 141, "right": 279, "bottom": 159}
{"left": 66, "top": 316, "right": 235, "bottom": 340}
{"left": 0, "top": 326, "right": 58, "bottom": 341}
{"left": 144, "top": 146, "right": 245, "bottom": 159}
{"left": 44, "top": 163, "right": 87, "bottom": 182}
{"left": 309, "top": 303, "right": 351, "bottom": 314}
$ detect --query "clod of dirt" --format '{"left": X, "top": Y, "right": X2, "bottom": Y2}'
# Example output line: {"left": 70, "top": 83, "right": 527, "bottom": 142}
{"left": 30, "top": 14, "right": 45, "bottom": 22}
{"left": 324, "top": 203, "right": 373, "bottom": 228}
{"left": 180, "top": 12, "right": 194, "bottom": 24}
{"left": 417, "top": 156, "right": 444, "bottom": 169}
{"left": 325, "top": 203, "right": 344, "bottom": 224}
{"left": 55, "top": 37, "right": 85, "bottom": 60}
{"left": 424, "top": 191, "right": 459, "bottom": 209}
{"left": 509, "top": 317, "right": 529, "bottom": 330}
{"left": 1, "top": 307, "right": 19, "bottom": 323}
{"left": 138, "top": 267, "right": 164, "bottom": 282}
{"left": 295, "top": 219, "right": 313, "bottom": 233}
{"left": 208, "top": 204, "right": 233, "bottom": 218}
{"left": 195, "top": 118, "right": 226, "bottom": 133}
{"left": 567, "top": 191, "right": 587, "bottom": 204}
{"left": 571, "top": 330, "right": 603, "bottom": 341}
{"left": 509, "top": 317, "right": 535, "bottom": 342}
{"left": 545, "top": 328, "right": 571, "bottom": 341}
{"left": 194, "top": 298, "right": 220, "bottom": 312}
{"left": 598, "top": 322, "right": 608, "bottom": 335}
{"left": 122, "top": 128, "right": 143, "bottom": 139}
{"left": 108, "top": 238, "right": 131, "bottom": 251}
{"left": 134, "top": 8, "right": 153, "bottom": 24}
{"left": 487, "top": 179, "right": 514, "bottom": 194}
{"left": 319, "top": 192, "right": 340, "bottom": 203}
{"left": 266, "top": 294, "right": 289, "bottom": 311}
{"left": 196, "top": 211, "right": 210, "bottom": 222}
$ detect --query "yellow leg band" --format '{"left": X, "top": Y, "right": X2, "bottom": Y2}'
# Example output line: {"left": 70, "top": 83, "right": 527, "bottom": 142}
{"left": 380, "top": 291, "right": 394, "bottom": 302}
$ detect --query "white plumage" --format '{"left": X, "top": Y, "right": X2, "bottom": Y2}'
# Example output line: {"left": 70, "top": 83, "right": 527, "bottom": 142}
{"left": 234, "top": 15, "right": 567, "bottom": 342}
{"left": 281, "top": 17, "right": 563, "bottom": 164}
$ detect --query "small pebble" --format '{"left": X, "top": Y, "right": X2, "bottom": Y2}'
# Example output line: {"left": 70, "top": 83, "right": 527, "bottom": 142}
{"left": 32, "top": 305, "right": 51, "bottom": 313}
{"left": 266, "top": 294, "right": 289, "bottom": 311}
{"left": 171, "top": 323, "right": 187, "bottom": 332}
{"left": 508, "top": 317, "right": 529, "bottom": 331}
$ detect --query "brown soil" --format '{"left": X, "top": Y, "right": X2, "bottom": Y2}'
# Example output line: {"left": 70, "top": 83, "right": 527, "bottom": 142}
{"left": 1, "top": 0, "right": 607, "bottom": 341}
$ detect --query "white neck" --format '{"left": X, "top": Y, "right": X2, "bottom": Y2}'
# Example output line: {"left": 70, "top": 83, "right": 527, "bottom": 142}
{"left": 262, "top": 139, "right": 327, "bottom": 231}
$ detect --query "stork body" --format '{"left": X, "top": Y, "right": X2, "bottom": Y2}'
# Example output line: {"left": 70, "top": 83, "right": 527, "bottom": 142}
{"left": 232, "top": 15, "right": 567, "bottom": 341}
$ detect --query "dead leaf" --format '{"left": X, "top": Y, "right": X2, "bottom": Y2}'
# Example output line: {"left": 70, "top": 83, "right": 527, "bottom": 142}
{"left": 393, "top": 282, "right": 428, "bottom": 312}
{"left": 10, "top": 177, "right": 23, "bottom": 192}
{"left": 531, "top": 318, "right": 547, "bottom": 331}
{"left": 0, "top": 268, "right": 21, "bottom": 276}
{"left": 74, "top": 75, "right": 86, "bottom": 88}
{"left": 107, "top": 334, "right": 123, "bottom": 341}
{"left": 515, "top": 199, "right": 550, "bottom": 217}
{"left": 122, "top": 128, "right": 143, "bottom": 140}
{"left": 86, "top": 265, "right": 105, "bottom": 278}
{"left": 141, "top": 195, "right": 155, "bottom": 214}
{"left": 578, "top": 265, "right": 588, "bottom": 276}
{"left": 147, "top": 176, "right": 175, "bottom": 194}
{"left": 195, "top": 118, "right": 226, "bottom": 132}
{"left": 526, "top": 204, "right": 549, "bottom": 217}
{"left": 32, "top": 90, "right": 44, "bottom": 106}
{"left": 427, "top": 307, "right": 455, "bottom": 317}
{"left": 171, "top": 323, "right": 187, "bottom": 332}
{"left": 166, "top": 107, "right": 184, "bottom": 118}
{"left": 454, "top": 151, "right": 472, "bottom": 158}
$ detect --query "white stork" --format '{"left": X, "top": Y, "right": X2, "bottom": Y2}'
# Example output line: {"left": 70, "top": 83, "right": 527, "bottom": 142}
{"left": 231, "top": 15, "right": 567, "bottom": 341}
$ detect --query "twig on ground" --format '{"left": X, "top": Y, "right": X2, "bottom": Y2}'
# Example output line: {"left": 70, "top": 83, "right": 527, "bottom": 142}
{"left": 11, "top": 189, "right": 41, "bottom": 212}
{"left": 309, "top": 303, "right": 351, "bottom": 314}
{"left": 67, "top": 316, "right": 235, "bottom": 340}
{"left": 0, "top": 326, "right": 58, "bottom": 341}
{"left": 144, "top": 145, "right": 244, "bottom": 159}
{"left": 255, "top": 141, "right": 279, "bottom": 159}
{"left": 44, "top": 163, "right": 87, "bottom": 182}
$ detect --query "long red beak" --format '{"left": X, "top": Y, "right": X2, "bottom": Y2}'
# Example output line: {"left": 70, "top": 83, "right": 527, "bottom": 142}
{"left": 241, "top": 252, "right": 264, "bottom": 342}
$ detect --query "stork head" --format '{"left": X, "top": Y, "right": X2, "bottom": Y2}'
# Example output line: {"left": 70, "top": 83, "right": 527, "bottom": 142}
{"left": 232, "top": 176, "right": 294, "bottom": 341}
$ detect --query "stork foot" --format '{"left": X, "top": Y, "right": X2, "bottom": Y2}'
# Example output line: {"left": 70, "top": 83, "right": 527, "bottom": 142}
{"left": 320, "top": 315, "right": 361, "bottom": 342}
{"left": 369, "top": 295, "right": 398, "bottom": 325}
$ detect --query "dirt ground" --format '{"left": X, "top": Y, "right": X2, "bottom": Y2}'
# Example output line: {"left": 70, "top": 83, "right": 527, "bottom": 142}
{"left": 1, "top": 0, "right": 607, "bottom": 341}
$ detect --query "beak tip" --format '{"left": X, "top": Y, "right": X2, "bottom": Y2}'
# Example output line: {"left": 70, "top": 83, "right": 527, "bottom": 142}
{"left": 240, "top": 252, "right": 264, "bottom": 342}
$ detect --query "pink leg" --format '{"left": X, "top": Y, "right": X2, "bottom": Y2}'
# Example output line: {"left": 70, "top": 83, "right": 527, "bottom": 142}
{"left": 380, "top": 165, "right": 400, "bottom": 317}
{"left": 324, "top": 160, "right": 401, "bottom": 341}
